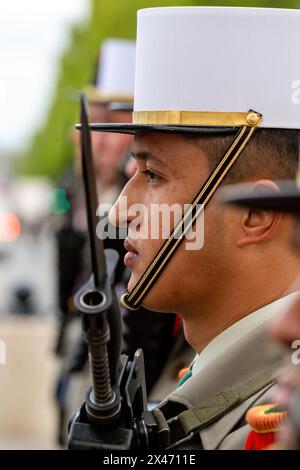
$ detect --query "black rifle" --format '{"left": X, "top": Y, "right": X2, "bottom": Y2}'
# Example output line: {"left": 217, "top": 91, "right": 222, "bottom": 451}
{"left": 68, "top": 95, "right": 156, "bottom": 450}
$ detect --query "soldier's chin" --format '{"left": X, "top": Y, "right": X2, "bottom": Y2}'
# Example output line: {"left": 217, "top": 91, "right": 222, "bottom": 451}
{"left": 127, "top": 271, "right": 138, "bottom": 293}
{"left": 127, "top": 272, "right": 172, "bottom": 313}
{"left": 140, "top": 288, "right": 172, "bottom": 313}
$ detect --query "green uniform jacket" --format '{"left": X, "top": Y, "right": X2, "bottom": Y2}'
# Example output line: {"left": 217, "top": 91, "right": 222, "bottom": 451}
{"left": 155, "top": 309, "right": 289, "bottom": 450}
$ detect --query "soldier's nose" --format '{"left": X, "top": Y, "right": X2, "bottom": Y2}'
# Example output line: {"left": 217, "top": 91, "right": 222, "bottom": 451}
{"left": 109, "top": 177, "right": 143, "bottom": 233}
{"left": 109, "top": 198, "right": 125, "bottom": 229}
{"left": 108, "top": 184, "right": 133, "bottom": 229}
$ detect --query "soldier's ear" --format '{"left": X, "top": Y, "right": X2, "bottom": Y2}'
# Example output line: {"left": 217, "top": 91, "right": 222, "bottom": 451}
{"left": 236, "top": 180, "right": 282, "bottom": 247}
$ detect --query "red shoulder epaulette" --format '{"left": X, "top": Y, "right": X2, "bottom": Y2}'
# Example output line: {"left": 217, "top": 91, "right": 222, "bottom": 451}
{"left": 244, "top": 404, "right": 287, "bottom": 450}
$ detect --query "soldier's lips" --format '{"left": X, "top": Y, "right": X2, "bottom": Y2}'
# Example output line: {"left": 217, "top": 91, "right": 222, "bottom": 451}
{"left": 124, "top": 238, "right": 140, "bottom": 267}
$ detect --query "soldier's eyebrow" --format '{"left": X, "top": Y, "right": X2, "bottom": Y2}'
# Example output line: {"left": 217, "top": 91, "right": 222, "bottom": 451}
{"left": 130, "top": 150, "right": 166, "bottom": 167}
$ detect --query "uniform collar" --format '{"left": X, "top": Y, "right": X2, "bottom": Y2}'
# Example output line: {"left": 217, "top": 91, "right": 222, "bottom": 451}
{"left": 192, "top": 291, "right": 299, "bottom": 376}
{"left": 159, "top": 292, "right": 299, "bottom": 448}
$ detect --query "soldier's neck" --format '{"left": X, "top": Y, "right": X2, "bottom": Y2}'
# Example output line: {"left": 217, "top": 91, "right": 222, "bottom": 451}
{"left": 181, "top": 273, "right": 300, "bottom": 354}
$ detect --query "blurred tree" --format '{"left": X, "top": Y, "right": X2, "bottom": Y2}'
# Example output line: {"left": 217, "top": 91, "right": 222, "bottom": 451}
{"left": 19, "top": 0, "right": 300, "bottom": 178}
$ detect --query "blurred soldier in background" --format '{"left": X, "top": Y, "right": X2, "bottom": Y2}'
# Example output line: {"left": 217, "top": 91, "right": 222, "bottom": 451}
{"left": 270, "top": 292, "right": 300, "bottom": 449}
{"left": 54, "top": 38, "right": 193, "bottom": 446}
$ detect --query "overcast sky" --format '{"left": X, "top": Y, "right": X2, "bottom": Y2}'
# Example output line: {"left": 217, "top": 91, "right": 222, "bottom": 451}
{"left": 0, "top": 0, "right": 90, "bottom": 154}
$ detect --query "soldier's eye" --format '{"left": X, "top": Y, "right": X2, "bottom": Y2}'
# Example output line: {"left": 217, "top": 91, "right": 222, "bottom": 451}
{"left": 142, "top": 169, "right": 161, "bottom": 183}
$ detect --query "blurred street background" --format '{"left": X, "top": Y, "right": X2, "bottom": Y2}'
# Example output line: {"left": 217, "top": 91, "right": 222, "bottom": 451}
{"left": 0, "top": 0, "right": 299, "bottom": 450}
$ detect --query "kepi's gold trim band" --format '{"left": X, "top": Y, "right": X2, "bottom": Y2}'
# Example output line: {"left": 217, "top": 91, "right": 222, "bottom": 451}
{"left": 133, "top": 110, "right": 260, "bottom": 127}
{"left": 84, "top": 85, "right": 134, "bottom": 104}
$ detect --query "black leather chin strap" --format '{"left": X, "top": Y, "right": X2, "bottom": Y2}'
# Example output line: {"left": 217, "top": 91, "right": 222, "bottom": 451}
{"left": 121, "top": 110, "right": 262, "bottom": 311}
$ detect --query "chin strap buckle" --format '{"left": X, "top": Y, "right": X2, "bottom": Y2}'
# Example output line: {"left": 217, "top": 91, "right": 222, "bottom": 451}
{"left": 120, "top": 292, "right": 140, "bottom": 310}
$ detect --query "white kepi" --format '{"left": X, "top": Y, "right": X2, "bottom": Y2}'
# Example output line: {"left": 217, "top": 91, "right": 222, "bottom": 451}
{"left": 87, "top": 7, "right": 300, "bottom": 133}
{"left": 87, "top": 38, "right": 136, "bottom": 104}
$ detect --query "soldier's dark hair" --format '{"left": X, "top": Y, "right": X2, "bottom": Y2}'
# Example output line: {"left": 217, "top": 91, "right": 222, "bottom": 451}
{"left": 186, "top": 128, "right": 300, "bottom": 184}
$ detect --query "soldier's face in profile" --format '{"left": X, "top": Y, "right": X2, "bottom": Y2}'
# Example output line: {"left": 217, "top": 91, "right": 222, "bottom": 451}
{"left": 111, "top": 132, "right": 241, "bottom": 313}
